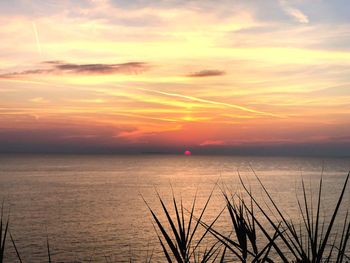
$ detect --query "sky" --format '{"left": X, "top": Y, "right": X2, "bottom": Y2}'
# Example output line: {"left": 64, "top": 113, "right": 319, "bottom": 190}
{"left": 1, "top": 0, "right": 350, "bottom": 155}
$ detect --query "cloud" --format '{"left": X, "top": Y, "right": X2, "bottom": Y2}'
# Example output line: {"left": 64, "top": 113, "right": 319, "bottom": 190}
{"left": 48, "top": 61, "right": 147, "bottom": 74}
{"left": 137, "top": 87, "right": 281, "bottom": 117}
{"left": 0, "top": 61, "right": 148, "bottom": 78}
{"left": 199, "top": 140, "right": 225, "bottom": 146}
{"left": 187, "top": 70, "right": 226, "bottom": 78}
{"left": 29, "top": 97, "right": 49, "bottom": 103}
{"left": 279, "top": 0, "right": 309, "bottom": 24}
{"left": 0, "top": 69, "right": 52, "bottom": 78}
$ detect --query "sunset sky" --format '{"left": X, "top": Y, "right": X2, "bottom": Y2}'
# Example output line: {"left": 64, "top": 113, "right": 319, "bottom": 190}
{"left": 1, "top": 0, "right": 350, "bottom": 155}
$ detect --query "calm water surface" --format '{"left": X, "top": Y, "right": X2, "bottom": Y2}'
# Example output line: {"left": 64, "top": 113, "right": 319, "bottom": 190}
{"left": 0, "top": 154, "right": 349, "bottom": 262}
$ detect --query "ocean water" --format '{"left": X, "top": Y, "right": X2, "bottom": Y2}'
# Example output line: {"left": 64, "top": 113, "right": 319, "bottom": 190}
{"left": 0, "top": 154, "right": 349, "bottom": 262}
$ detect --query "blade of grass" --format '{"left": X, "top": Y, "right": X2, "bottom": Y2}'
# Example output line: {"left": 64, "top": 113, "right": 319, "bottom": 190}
{"left": 301, "top": 178, "right": 314, "bottom": 259}
{"left": 238, "top": 172, "right": 300, "bottom": 261}
{"left": 0, "top": 218, "right": 9, "bottom": 263}
{"left": 188, "top": 206, "right": 226, "bottom": 258}
{"left": 316, "top": 172, "right": 349, "bottom": 263}
{"left": 219, "top": 245, "right": 227, "bottom": 263}
{"left": 238, "top": 194, "right": 289, "bottom": 262}
{"left": 9, "top": 232, "right": 22, "bottom": 263}
{"left": 156, "top": 191, "right": 184, "bottom": 258}
{"left": 313, "top": 174, "right": 323, "bottom": 260}
{"left": 253, "top": 223, "right": 283, "bottom": 263}
{"left": 185, "top": 190, "right": 197, "bottom": 246}
{"left": 248, "top": 168, "right": 305, "bottom": 255}
{"left": 192, "top": 209, "right": 245, "bottom": 261}
{"left": 158, "top": 235, "right": 173, "bottom": 263}
{"left": 186, "top": 185, "right": 216, "bottom": 254}
{"left": 47, "top": 235, "right": 51, "bottom": 263}
{"left": 336, "top": 210, "right": 350, "bottom": 263}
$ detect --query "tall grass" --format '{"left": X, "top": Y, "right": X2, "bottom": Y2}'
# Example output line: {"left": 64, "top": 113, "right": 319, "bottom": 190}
{"left": 237, "top": 171, "right": 350, "bottom": 263}
{"left": 147, "top": 172, "right": 350, "bottom": 262}
{"left": 142, "top": 188, "right": 225, "bottom": 262}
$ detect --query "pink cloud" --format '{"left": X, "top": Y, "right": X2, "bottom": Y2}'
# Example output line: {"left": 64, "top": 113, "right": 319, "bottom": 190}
{"left": 199, "top": 140, "right": 225, "bottom": 146}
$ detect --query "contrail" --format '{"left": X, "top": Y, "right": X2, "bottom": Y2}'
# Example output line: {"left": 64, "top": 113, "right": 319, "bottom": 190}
{"left": 137, "top": 87, "right": 282, "bottom": 117}
{"left": 32, "top": 22, "right": 42, "bottom": 56}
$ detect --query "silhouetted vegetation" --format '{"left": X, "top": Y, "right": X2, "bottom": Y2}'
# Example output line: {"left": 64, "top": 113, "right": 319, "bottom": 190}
{"left": 146, "top": 172, "right": 350, "bottom": 262}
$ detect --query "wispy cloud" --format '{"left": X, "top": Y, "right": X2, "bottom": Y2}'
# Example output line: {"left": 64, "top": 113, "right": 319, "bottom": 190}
{"left": 47, "top": 61, "right": 147, "bottom": 74}
{"left": 29, "top": 97, "right": 49, "bottom": 103}
{"left": 0, "top": 61, "right": 148, "bottom": 78}
{"left": 199, "top": 140, "right": 225, "bottom": 146}
{"left": 279, "top": 0, "right": 309, "bottom": 24}
{"left": 137, "top": 87, "right": 281, "bottom": 117}
{"left": 32, "top": 22, "right": 42, "bottom": 56}
{"left": 187, "top": 69, "right": 225, "bottom": 78}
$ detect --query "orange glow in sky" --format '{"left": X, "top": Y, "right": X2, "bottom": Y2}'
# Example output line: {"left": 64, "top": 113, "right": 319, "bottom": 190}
{"left": 1, "top": 0, "right": 350, "bottom": 155}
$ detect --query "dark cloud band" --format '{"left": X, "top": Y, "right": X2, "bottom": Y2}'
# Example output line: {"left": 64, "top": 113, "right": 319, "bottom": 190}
{"left": 187, "top": 70, "right": 225, "bottom": 77}
{"left": 0, "top": 61, "right": 148, "bottom": 78}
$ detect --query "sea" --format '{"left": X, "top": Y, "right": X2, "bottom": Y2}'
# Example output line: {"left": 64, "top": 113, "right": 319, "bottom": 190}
{"left": 0, "top": 154, "right": 349, "bottom": 262}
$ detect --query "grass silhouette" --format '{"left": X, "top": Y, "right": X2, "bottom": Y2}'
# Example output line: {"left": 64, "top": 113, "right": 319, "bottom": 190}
{"left": 0, "top": 202, "right": 9, "bottom": 263}
{"left": 146, "top": 172, "right": 350, "bottom": 262}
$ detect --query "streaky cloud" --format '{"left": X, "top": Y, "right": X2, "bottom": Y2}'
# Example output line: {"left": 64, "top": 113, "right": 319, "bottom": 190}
{"left": 0, "top": 61, "right": 148, "bottom": 78}
{"left": 187, "top": 69, "right": 225, "bottom": 77}
{"left": 53, "top": 61, "right": 147, "bottom": 74}
{"left": 199, "top": 140, "right": 225, "bottom": 146}
{"left": 137, "top": 87, "right": 281, "bottom": 117}
{"left": 0, "top": 69, "right": 53, "bottom": 78}
{"left": 279, "top": 0, "right": 309, "bottom": 24}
